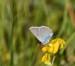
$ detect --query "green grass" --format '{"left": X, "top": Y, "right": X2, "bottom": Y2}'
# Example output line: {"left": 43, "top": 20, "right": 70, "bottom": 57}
{"left": 0, "top": 0, "right": 75, "bottom": 66}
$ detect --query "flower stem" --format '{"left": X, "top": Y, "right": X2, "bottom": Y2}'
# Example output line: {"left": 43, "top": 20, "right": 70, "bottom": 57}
{"left": 60, "top": 32, "right": 75, "bottom": 54}
{"left": 51, "top": 56, "right": 55, "bottom": 66}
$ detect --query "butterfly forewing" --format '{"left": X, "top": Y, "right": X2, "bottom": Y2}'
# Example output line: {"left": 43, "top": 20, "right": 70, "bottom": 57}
{"left": 29, "top": 26, "right": 53, "bottom": 45}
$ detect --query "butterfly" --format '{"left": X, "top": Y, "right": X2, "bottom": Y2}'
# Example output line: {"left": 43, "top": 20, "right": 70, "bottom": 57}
{"left": 29, "top": 26, "right": 53, "bottom": 45}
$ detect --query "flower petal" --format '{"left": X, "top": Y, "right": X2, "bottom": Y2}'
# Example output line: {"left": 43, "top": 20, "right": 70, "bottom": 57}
{"left": 53, "top": 42, "right": 59, "bottom": 54}
{"left": 48, "top": 44, "right": 54, "bottom": 53}
{"left": 41, "top": 53, "right": 51, "bottom": 65}
{"left": 42, "top": 45, "right": 48, "bottom": 52}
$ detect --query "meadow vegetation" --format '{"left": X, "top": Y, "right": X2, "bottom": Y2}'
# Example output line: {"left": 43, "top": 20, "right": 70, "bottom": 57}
{"left": 0, "top": 0, "right": 75, "bottom": 66}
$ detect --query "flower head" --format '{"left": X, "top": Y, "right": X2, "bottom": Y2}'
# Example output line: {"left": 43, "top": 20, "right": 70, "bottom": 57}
{"left": 41, "top": 38, "right": 65, "bottom": 65}
{"left": 42, "top": 38, "right": 65, "bottom": 54}
{"left": 42, "top": 44, "right": 54, "bottom": 53}
{"left": 41, "top": 53, "right": 51, "bottom": 65}
{"left": 49, "top": 38, "right": 65, "bottom": 53}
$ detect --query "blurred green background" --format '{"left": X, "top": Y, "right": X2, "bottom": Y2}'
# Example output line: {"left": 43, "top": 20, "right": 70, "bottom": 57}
{"left": 0, "top": 0, "right": 75, "bottom": 66}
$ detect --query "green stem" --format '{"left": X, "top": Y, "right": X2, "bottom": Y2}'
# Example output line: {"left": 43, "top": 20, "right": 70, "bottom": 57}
{"left": 60, "top": 32, "right": 75, "bottom": 54}
{"left": 8, "top": 0, "right": 17, "bottom": 66}
{"left": 51, "top": 56, "right": 55, "bottom": 66}
{"left": 56, "top": 0, "right": 68, "bottom": 37}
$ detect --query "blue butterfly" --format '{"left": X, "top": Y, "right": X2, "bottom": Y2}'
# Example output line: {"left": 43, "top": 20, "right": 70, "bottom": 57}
{"left": 29, "top": 26, "right": 53, "bottom": 45}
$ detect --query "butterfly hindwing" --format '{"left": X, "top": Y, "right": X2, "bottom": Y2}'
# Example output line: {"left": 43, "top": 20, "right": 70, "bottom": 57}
{"left": 29, "top": 26, "right": 53, "bottom": 45}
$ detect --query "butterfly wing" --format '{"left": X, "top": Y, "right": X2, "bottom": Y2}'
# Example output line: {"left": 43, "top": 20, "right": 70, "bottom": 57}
{"left": 29, "top": 26, "right": 53, "bottom": 45}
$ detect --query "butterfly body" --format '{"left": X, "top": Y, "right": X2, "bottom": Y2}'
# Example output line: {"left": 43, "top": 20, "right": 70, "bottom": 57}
{"left": 29, "top": 26, "right": 53, "bottom": 45}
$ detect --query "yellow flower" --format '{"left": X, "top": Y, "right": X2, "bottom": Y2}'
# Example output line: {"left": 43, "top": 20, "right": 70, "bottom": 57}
{"left": 48, "top": 44, "right": 54, "bottom": 53}
{"left": 42, "top": 38, "right": 65, "bottom": 54}
{"left": 42, "top": 44, "right": 54, "bottom": 53}
{"left": 42, "top": 45, "right": 48, "bottom": 52}
{"left": 41, "top": 38, "right": 65, "bottom": 65}
{"left": 49, "top": 38, "right": 60, "bottom": 54}
{"left": 41, "top": 53, "right": 51, "bottom": 65}
{"left": 52, "top": 42, "right": 59, "bottom": 54}
{"left": 58, "top": 38, "right": 65, "bottom": 49}
{"left": 50, "top": 38, "right": 65, "bottom": 53}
